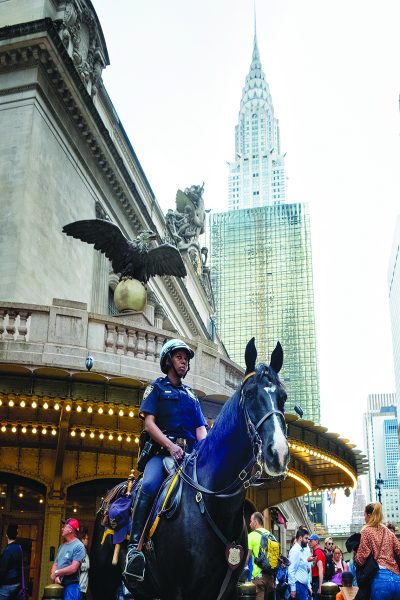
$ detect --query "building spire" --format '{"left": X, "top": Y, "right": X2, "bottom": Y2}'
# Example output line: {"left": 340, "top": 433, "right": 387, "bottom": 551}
{"left": 253, "top": 0, "right": 260, "bottom": 62}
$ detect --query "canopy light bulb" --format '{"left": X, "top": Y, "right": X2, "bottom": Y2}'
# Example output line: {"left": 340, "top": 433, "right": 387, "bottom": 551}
{"left": 1, "top": 426, "right": 6, "bottom": 432}
{"left": 11, "top": 426, "right": 17, "bottom": 433}
{"left": 31, "top": 401, "right": 37, "bottom": 408}
{"left": 43, "top": 402, "right": 48, "bottom": 409}
{"left": 21, "top": 427, "right": 27, "bottom": 434}
{"left": 90, "top": 432, "right": 95, "bottom": 439}
{"left": 108, "top": 408, "right": 113, "bottom": 415}
{"left": 118, "top": 409, "right": 124, "bottom": 417}
{"left": 32, "top": 427, "right": 37, "bottom": 434}
{"left": 108, "top": 434, "right": 113, "bottom": 440}
{"left": 134, "top": 437, "right": 139, "bottom": 444}
{"left": 42, "top": 428, "right": 47, "bottom": 435}
{"left": 129, "top": 411, "right": 134, "bottom": 418}
{"left": 8, "top": 400, "right": 14, "bottom": 407}
{"left": 76, "top": 405, "right": 82, "bottom": 413}
{"left": 65, "top": 405, "right": 71, "bottom": 412}
{"left": 51, "top": 429, "right": 57, "bottom": 436}
{"left": 118, "top": 435, "right": 122, "bottom": 442}
{"left": 20, "top": 400, "right": 26, "bottom": 408}
{"left": 80, "top": 431, "right": 85, "bottom": 438}
{"left": 126, "top": 436, "right": 131, "bottom": 443}
{"left": 98, "top": 407, "right": 104, "bottom": 414}
{"left": 54, "top": 403, "right": 60, "bottom": 410}
{"left": 99, "top": 433, "right": 104, "bottom": 440}
{"left": 71, "top": 430, "right": 76, "bottom": 437}
{"left": 87, "top": 406, "right": 93, "bottom": 413}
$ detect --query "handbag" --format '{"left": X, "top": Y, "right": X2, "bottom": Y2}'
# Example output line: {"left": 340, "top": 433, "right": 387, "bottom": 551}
{"left": 17, "top": 546, "right": 28, "bottom": 600}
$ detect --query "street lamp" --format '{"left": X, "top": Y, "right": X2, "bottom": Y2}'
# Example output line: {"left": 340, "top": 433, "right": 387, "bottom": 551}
{"left": 375, "top": 472, "right": 384, "bottom": 504}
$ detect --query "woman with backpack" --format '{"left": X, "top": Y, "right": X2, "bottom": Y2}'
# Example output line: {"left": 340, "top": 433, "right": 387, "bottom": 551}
{"left": 330, "top": 546, "right": 348, "bottom": 586}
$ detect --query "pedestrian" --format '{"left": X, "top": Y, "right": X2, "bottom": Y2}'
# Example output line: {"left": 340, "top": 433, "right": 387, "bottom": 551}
{"left": 335, "top": 572, "right": 358, "bottom": 600}
{"left": 79, "top": 528, "right": 90, "bottom": 599}
{"left": 0, "top": 524, "right": 23, "bottom": 599}
{"left": 324, "top": 537, "right": 335, "bottom": 581}
{"left": 245, "top": 512, "right": 277, "bottom": 600}
{"left": 355, "top": 502, "right": 400, "bottom": 600}
{"left": 288, "top": 527, "right": 312, "bottom": 600}
{"left": 51, "top": 517, "right": 85, "bottom": 600}
{"left": 330, "top": 546, "right": 348, "bottom": 586}
{"left": 124, "top": 339, "right": 207, "bottom": 581}
{"left": 309, "top": 534, "right": 326, "bottom": 599}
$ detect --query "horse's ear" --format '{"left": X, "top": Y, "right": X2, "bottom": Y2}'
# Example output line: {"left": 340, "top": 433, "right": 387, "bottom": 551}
{"left": 270, "top": 341, "right": 283, "bottom": 374}
{"left": 245, "top": 337, "right": 257, "bottom": 374}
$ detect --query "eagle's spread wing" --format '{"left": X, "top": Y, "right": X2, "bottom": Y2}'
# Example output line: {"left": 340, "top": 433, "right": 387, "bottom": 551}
{"left": 145, "top": 244, "right": 187, "bottom": 279}
{"left": 63, "top": 219, "right": 137, "bottom": 274}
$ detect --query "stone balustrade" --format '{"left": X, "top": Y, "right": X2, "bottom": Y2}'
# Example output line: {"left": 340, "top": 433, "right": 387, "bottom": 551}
{"left": 0, "top": 300, "right": 243, "bottom": 398}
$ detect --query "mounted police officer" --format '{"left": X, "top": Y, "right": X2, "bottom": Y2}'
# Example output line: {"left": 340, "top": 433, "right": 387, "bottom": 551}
{"left": 124, "top": 338, "right": 208, "bottom": 582}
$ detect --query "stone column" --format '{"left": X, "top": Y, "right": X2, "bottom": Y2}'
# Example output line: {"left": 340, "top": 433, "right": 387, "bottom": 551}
{"left": 91, "top": 252, "right": 110, "bottom": 314}
{"left": 144, "top": 291, "right": 158, "bottom": 326}
{"left": 38, "top": 497, "right": 65, "bottom": 600}
{"left": 154, "top": 304, "right": 166, "bottom": 330}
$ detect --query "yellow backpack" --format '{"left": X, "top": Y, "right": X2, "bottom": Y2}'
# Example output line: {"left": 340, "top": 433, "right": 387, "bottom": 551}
{"left": 254, "top": 529, "right": 280, "bottom": 573}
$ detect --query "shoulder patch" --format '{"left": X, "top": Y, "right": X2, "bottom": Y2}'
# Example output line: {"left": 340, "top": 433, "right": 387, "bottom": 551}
{"left": 143, "top": 385, "right": 154, "bottom": 400}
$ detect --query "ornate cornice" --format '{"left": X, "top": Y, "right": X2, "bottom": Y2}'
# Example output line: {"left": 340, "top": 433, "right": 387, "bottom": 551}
{"left": 0, "top": 18, "right": 150, "bottom": 238}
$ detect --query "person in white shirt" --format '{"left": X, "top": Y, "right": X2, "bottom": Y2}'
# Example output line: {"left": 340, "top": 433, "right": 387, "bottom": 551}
{"left": 288, "top": 528, "right": 312, "bottom": 600}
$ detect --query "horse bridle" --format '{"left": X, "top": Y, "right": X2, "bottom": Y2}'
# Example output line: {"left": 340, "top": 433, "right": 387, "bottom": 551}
{"left": 178, "top": 367, "right": 287, "bottom": 499}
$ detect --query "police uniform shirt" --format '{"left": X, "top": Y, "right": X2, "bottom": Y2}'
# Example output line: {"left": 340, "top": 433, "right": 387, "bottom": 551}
{"left": 140, "top": 377, "right": 207, "bottom": 448}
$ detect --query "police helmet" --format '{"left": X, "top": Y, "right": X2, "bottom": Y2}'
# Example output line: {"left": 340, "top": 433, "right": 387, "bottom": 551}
{"left": 160, "top": 339, "right": 194, "bottom": 374}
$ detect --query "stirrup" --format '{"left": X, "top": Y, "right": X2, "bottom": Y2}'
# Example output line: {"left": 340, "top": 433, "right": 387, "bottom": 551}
{"left": 123, "top": 546, "right": 146, "bottom": 582}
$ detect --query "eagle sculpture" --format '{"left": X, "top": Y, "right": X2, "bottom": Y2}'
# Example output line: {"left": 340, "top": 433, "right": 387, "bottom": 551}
{"left": 63, "top": 219, "right": 187, "bottom": 284}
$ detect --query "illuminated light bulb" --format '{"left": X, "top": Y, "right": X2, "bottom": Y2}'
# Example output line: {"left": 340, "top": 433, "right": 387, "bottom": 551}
{"left": 87, "top": 406, "right": 93, "bottom": 414}
{"left": 80, "top": 431, "right": 86, "bottom": 438}
{"left": 11, "top": 426, "right": 17, "bottom": 433}
{"left": 99, "top": 433, "right": 104, "bottom": 440}
{"left": 21, "top": 427, "right": 27, "bottom": 434}
{"left": 129, "top": 411, "right": 134, "bottom": 418}
{"left": 118, "top": 409, "right": 124, "bottom": 417}
{"left": 90, "top": 432, "right": 95, "bottom": 439}
{"left": 108, "top": 408, "right": 113, "bottom": 415}
{"left": 108, "top": 434, "right": 113, "bottom": 441}
{"left": 8, "top": 400, "right": 14, "bottom": 407}
{"left": 70, "top": 430, "right": 76, "bottom": 437}
{"left": 39, "top": 498, "right": 44, "bottom": 504}
{"left": 126, "top": 436, "right": 131, "bottom": 443}
{"left": 54, "top": 403, "right": 60, "bottom": 410}
{"left": 98, "top": 407, "right": 103, "bottom": 414}
{"left": 1, "top": 426, "right": 6, "bottom": 433}
{"left": 18, "top": 492, "right": 23, "bottom": 498}
{"left": 42, "top": 428, "right": 47, "bottom": 435}
{"left": 117, "top": 435, "right": 122, "bottom": 442}
{"left": 51, "top": 429, "right": 57, "bottom": 436}
{"left": 73, "top": 507, "right": 77, "bottom": 513}
{"left": 65, "top": 405, "right": 71, "bottom": 412}
{"left": 0, "top": 400, "right": 2, "bottom": 406}
{"left": 43, "top": 402, "right": 48, "bottom": 409}
{"left": 20, "top": 400, "right": 26, "bottom": 408}
{"left": 134, "top": 437, "right": 139, "bottom": 444}
{"left": 76, "top": 405, "right": 82, "bottom": 413}
{"left": 31, "top": 401, "right": 37, "bottom": 408}
{"left": 32, "top": 427, "right": 37, "bottom": 434}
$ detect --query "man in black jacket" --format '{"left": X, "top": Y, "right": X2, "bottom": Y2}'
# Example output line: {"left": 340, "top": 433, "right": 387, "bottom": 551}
{"left": 0, "top": 523, "right": 22, "bottom": 599}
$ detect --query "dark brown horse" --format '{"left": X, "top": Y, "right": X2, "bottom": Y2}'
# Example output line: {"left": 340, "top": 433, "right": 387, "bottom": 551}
{"left": 90, "top": 339, "right": 289, "bottom": 600}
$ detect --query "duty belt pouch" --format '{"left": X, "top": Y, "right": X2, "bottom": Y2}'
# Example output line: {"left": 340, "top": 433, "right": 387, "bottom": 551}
{"left": 137, "top": 431, "right": 159, "bottom": 472}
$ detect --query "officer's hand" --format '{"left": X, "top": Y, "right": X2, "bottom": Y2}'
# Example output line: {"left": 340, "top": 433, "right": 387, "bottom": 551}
{"left": 169, "top": 442, "right": 184, "bottom": 461}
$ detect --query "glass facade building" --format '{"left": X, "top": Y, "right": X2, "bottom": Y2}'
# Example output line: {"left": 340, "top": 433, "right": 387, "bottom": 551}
{"left": 209, "top": 203, "right": 320, "bottom": 422}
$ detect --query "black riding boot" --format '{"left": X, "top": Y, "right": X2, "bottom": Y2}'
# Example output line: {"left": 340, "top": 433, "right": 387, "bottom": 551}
{"left": 123, "top": 490, "right": 154, "bottom": 582}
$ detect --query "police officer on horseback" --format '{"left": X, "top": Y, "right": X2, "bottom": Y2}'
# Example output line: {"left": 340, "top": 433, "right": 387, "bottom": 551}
{"left": 124, "top": 338, "right": 208, "bottom": 582}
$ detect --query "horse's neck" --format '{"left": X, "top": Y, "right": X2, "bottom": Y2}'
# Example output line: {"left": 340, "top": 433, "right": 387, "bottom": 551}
{"left": 196, "top": 396, "right": 253, "bottom": 490}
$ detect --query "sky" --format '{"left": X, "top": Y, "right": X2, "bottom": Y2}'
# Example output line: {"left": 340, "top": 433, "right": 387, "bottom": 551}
{"left": 93, "top": 1, "right": 400, "bottom": 466}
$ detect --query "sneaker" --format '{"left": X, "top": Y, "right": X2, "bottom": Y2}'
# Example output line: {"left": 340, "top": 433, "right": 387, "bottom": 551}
{"left": 123, "top": 546, "right": 146, "bottom": 582}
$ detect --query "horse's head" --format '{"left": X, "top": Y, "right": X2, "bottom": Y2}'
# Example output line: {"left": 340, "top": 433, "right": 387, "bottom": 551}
{"left": 241, "top": 338, "right": 289, "bottom": 477}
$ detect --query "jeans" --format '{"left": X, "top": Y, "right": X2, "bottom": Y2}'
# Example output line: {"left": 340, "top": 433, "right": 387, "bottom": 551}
{"left": 311, "top": 577, "right": 321, "bottom": 599}
{"left": 296, "top": 582, "right": 310, "bottom": 600}
{"left": 371, "top": 568, "right": 400, "bottom": 600}
{"left": 64, "top": 583, "right": 82, "bottom": 600}
{"left": 0, "top": 584, "right": 20, "bottom": 599}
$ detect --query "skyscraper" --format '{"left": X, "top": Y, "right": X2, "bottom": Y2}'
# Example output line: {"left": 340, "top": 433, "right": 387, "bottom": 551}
{"left": 210, "top": 30, "right": 320, "bottom": 422}
{"left": 363, "top": 393, "right": 400, "bottom": 521}
{"left": 228, "top": 33, "right": 286, "bottom": 211}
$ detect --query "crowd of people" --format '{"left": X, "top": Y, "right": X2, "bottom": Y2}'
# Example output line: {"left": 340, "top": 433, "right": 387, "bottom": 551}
{"left": 245, "top": 502, "right": 400, "bottom": 600}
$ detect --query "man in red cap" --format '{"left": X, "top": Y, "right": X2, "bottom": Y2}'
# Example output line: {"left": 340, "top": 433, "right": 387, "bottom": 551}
{"left": 51, "top": 517, "right": 85, "bottom": 600}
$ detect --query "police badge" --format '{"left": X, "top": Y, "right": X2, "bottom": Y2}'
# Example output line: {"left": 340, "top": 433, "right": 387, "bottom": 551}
{"left": 225, "top": 543, "right": 244, "bottom": 570}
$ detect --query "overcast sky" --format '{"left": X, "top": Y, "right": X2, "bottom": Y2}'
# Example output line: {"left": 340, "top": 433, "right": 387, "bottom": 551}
{"left": 93, "top": 1, "right": 400, "bottom": 467}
